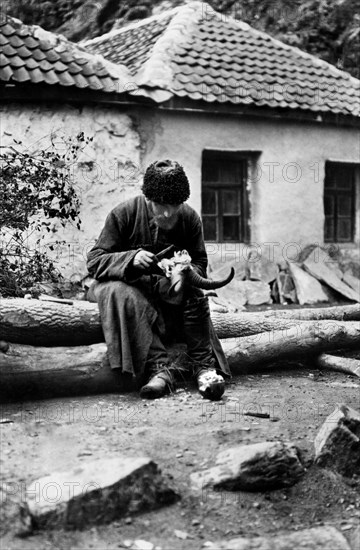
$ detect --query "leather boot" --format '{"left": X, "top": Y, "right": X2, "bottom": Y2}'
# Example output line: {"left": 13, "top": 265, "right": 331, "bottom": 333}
{"left": 139, "top": 363, "right": 176, "bottom": 399}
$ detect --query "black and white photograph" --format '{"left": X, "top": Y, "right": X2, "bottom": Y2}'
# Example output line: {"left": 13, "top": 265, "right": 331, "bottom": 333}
{"left": 1, "top": 1, "right": 359, "bottom": 548}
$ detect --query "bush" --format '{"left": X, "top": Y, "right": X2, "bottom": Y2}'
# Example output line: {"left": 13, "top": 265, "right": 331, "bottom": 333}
{"left": 0, "top": 132, "right": 92, "bottom": 297}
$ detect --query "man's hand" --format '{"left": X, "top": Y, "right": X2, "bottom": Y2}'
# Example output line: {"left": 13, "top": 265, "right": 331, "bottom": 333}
{"left": 133, "top": 249, "right": 156, "bottom": 271}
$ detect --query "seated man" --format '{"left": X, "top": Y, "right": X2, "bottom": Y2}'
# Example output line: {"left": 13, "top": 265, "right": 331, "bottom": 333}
{"left": 87, "top": 159, "right": 231, "bottom": 400}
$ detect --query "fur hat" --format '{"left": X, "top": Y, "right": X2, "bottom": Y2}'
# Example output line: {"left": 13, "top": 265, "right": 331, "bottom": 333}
{"left": 142, "top": 160, "right": 190, "bottom": 205}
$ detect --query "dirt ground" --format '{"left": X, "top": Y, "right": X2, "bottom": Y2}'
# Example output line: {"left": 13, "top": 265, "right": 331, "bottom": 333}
{"left": 1, "top": 363, "right": 360, "bottom": 550}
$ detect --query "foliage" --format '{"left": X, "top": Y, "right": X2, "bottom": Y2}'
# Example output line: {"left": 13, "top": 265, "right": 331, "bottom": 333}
{"left": 0, "top": 132, "right": 92, "bottom": 297}
{"left": 4, "top": 0, "right": 85, "bottom": 30}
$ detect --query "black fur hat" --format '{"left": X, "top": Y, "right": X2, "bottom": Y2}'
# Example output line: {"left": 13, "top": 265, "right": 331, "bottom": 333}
{"left": 142, "top": 160, "right": 190, "bottom": 205}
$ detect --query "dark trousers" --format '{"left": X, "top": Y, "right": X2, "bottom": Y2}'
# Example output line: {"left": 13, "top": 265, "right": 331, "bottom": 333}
{"left": 88, "top": 278, "right": 230, "bottom": 382}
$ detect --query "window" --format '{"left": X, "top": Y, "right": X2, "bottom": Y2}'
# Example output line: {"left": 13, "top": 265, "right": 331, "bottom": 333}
{"left": 324, "top": 162, "right": 358, "bottom": 243}
{"left": 201, "top": 152, "right": 251, "bottom": 242}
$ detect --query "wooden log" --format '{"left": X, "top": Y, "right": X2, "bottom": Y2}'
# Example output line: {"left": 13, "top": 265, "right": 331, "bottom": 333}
{"left": 317, "top": 353, "right": 360, "bottom": 378}
{"left": 1, "top": 321, "right": 359, "bottom": 400}
{"left": 0, "top": 298, "right": 360, "bottom": 345}
{"left": 0, "top": 298, "right": 103, "bottom": 346}
{"left": 221, "top": 321, "right": 360, "bottom": 371}
{"left": 253, "top": 303, "right": 360, "bottom": 321}
{"left": 0, "top": 342, "right": 131, "bottom": 399}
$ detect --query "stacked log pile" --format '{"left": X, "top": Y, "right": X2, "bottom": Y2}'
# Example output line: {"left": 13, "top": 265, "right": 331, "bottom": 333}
{"left": 0, "top": 298, "right": 359, "bottom": 400}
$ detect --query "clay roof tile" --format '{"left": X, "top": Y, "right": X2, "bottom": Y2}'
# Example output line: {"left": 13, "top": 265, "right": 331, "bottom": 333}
{"left": 0, "top": 15, "right": 132, "bottom": 96}
{"left": 1, "top": 23, "right": 16, "bottom": 37}
{"left": 8, "top": 34, "right": 24, "bottom": 48}
{"left": 84, "top": 1, "right": 359, "bottom": 116}
{"left": 0, "top": 53, "right": 9, "bottom": 67}
{"left": 11, "top": 66, "right": 30, "bottom": 82}
{"left": 0, "top": 64, "right": 12, "bottom": 81}
{"left": 27, "top": 67, "right": 45, "bottom": 83}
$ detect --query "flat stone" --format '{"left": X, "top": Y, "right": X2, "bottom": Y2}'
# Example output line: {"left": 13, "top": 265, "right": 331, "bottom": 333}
{"left": 288, "top": 263, "right": 330, "bottom": 305}
{"left": 343, "top": 271, "right": 360, "bottom": 296}
{"left": 303, "top": 256, "right": 359, "bottom": 302}
{"left": 191, "top": 441, "right": 305, "bottom": 492}
{"left": 248, "top": 258, "right": 279, "bottom": 284}
{"left": 314, "top": 404, "right": 360, "bottom": 477}
{"left": 21, "top": 456, "right": 178, "bottom": 531}
{"left": 205, "top": 526, "right": 351, "bottom": 549}
{"left": 302, "top": 246, "right": 344, "bottom": 279}
{"left": 208, "top": 258, "right": 246, "bottom": 281}
{"left": 214, "top": 280, "right": 247, "bottom": 310}
{"left": 243, "top": 281, "right": 272, "bottom": 305}
{"left": 215, "top": 279, "right": 272, "bottom": 308}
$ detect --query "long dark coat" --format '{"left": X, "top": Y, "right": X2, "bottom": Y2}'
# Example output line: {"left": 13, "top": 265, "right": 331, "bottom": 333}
{"left": 87, "top": 196, "right": 230, "bottom": 380}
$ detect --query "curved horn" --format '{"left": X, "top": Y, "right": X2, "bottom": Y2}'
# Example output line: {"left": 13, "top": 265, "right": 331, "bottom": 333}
{"left": 186, "top": 267, "right": 235, "bottom": 290}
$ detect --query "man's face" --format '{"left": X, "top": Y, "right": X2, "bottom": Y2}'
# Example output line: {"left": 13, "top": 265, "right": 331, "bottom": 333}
{"left": 149, "top": 201, "right": 182, "bottom": 230}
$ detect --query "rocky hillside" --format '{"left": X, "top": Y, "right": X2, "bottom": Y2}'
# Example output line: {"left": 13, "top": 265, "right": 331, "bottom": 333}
{"left": 4, "top": 0, "right": 359, "bottom": 78}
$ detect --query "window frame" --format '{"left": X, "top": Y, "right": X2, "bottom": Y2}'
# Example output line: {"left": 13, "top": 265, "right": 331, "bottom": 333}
{"left": 201, "top": 151, "right": 256, "bottom": 243}
{"left": 324, "top": 161, "right": 359, "bottom": 244}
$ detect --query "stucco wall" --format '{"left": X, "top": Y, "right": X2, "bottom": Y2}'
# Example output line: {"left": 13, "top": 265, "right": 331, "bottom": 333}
{"left": 0, "top": 103, "right": 142, "bottom": 281}
{"left": 134, "top": 108, "right": 360, "bottom": 267}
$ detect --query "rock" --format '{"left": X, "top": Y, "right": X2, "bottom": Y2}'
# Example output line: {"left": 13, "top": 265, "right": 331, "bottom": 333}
{"left": 191, "top": 441, "right": 305, "bottom": 492}
{"left": 205, "top": 525, "right": 351, "bottom": 549}
{"left": 303, "top": 256, "right": 359, "bottom": 302}
{"left": 215, "top": 280, "right": 272, "bottom": 308}
{"left": 21, "top": 457, "right": 178, "bottom": 531}
{"left": 304, "top": 246, "right": 344, "bottom": 277}
{"left": 272, "top": 271, "right": 297, "bottom": 304}
{"left": 174, "top": 529, "right": 189, "bottom": 539}
{"left": 314, "top": 404, "right": 360, "bottom": 477}
{"left": 208, "top": 259, "right": 246, "bottom": 281}
{"left": 343, "top": 271, "right": 360, "bottom": 295}
{"left": 243, "top": 281, "right": 272, "bottom": 305}
{"left": 248, "top": 258, "right": 279, "bottom": 284}
{"left": 288, "top": 263, "right": 330, "bottom": 305}
{"left": 214, "top": 280, "right": 247, "bottom": 310}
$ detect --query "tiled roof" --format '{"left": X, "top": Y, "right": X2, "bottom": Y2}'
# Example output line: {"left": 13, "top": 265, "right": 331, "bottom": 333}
{"left": 85, "top": 1, "right": 360, "bottom": 116}
{"left": 0, "top": 16, "right": 133, "bottom": 94}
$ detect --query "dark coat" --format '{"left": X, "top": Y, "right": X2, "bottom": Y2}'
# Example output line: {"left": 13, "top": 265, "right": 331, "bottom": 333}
{"left": 87, "top": 196, "right": 230, "bottom": 378}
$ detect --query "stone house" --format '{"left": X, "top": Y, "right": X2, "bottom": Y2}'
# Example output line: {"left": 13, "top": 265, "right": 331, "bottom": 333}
{"left": 1, "top": 2, "right": 359, "bottom": 280}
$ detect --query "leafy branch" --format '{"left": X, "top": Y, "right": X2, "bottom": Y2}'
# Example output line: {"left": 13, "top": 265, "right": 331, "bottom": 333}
{"left": 0, "top": 131, "right": 93, "bottom": 297}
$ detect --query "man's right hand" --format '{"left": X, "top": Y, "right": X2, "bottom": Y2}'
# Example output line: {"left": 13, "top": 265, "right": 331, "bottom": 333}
{"left": 133, "top": 249, "right": 157, "bottom": 271}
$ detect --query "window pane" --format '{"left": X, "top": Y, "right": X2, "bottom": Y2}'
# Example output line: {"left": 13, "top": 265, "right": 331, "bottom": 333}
{"left": 223, "top": 216, "right": 239, "bottom": 241}
{"left": 220, "top": 161, "right": 238, "bottom": 184}
{"left": 326, "top": 164, "right": 354, "bottom": 189}
{"left": 334, "top": 165, "right": 354, "bottom": 189}
{"left": 337, "top": 178, "right": 353, "bottom": 190}
{"left": 202, "top": 161, "right": 219, "bottom": 183}
{"left": 325, "top": 172, "right": 336, "bottom": 188}
{"left": 337, "top": 218, "right": 352, "bottom": 241}
{"left": 203, "top": 216, "right": 217, "bottom": 241}
{"left": 337, "top": 195, "right": 352, "bottom": 216}
{"left": 201, "top": 153, "right": 251, "bottom": 243}
{"left": 324, "top": 195, "right": 334, "bottom": 216}
{"left": 324, "top": 218, "right": 334, "bottom": 242}
{"left": 324, "top": 162, "right": 356, "bottom": 243}
{"left": 222, "top": 190, "right": 239, "bottom": 214}
{"left": 202, "top": 190, "right": 217, "bottom": 214}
